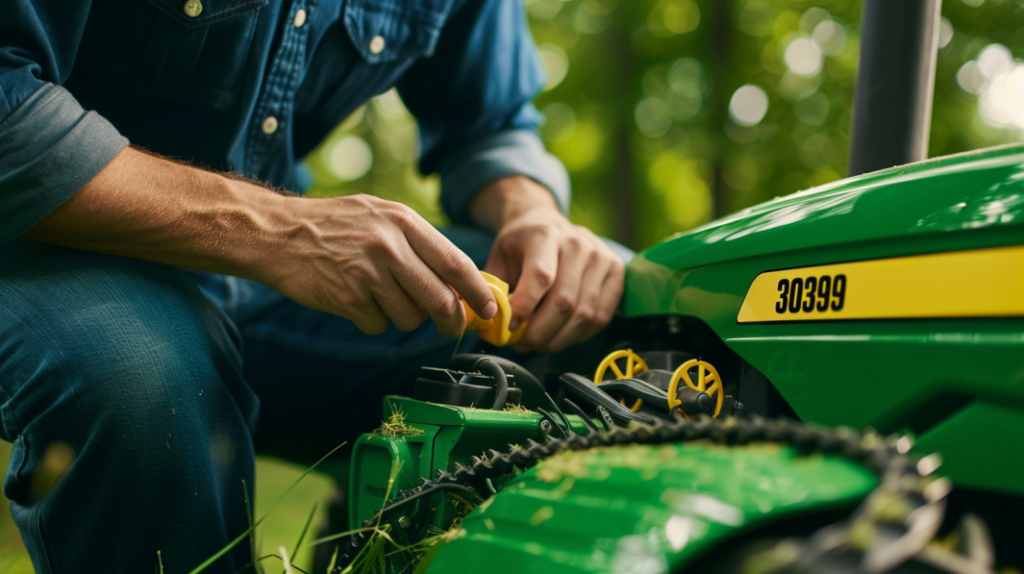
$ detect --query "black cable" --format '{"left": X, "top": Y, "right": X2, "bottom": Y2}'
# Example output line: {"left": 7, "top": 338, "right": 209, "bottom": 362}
{"left": 536, "top": 407, "right": 569, "bottom": 438}
{"left": 544, "top": 392, "right": 575, "bottom": 435}
{"left": 561, "top": 398, "right": 600, "bottom": 433}
{"left": 450, "top": 354, "right": 548, "bottom": 408}
{"left": 472, "top": 357, "right": 508, "bottom": 411}
{"left": 375, "top": 483, "right": 482, "bottom": 518}
{"left": 339, "top": 482, "right": 483, "bottom": 569}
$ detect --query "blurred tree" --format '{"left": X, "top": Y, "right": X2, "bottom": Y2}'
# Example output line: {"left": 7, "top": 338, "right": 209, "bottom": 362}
{"left": 305, "top": 0, "right": 1024, "bottom": 251}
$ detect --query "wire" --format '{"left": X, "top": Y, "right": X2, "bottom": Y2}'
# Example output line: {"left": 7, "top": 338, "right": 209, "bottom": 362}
{"left": 561, "top": 398, "right": 601, "bottom": 433}
{"left": 378, "top": 483, "right": 482, "bottom": 517}
{"left": 544, "top": 392, "right": 575, "bottom": 435}
{"left": 472, "top": 357, "right": 509, "bottom": 411}
{"left": 536, "top": 407, "right": 569, "bottom": 438}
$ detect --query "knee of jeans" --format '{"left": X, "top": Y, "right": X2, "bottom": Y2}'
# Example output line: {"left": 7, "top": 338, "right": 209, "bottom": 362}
{"left": 0, "top": 247, "right": 255, "bottom": 448}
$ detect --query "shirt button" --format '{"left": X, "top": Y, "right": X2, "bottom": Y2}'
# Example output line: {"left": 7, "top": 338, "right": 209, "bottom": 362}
{"left": 369, "top": 35, "right": 385, "bottom": 55}
{"left": 261, "top": 116, "right": 279, "bottom": 135}
{"left": 183, "top": 0, "right": 202, "bottom": 17}
{"left": 293, "top": 8, "right": 306, "bottom": 27}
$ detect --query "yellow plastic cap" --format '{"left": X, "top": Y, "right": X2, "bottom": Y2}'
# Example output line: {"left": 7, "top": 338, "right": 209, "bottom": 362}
{"left": 462, "top": 272, "right": 527, "bottom": 347}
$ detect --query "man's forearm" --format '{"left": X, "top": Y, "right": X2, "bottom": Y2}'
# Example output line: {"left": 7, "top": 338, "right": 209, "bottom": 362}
{"left": 22, "top": 146, "right": 499, "bottom": 335}
{"left": 23, "top": 146, "right": 292, "bottom": 285}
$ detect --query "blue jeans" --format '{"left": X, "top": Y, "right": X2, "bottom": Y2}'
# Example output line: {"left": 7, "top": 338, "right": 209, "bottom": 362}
{"left": 0, "top": 228, "right": 493, "bottom": 574}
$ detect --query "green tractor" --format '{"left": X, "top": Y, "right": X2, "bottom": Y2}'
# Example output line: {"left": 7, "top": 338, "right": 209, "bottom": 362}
{"left": 332, "top": 1, "right": 1024, "bottom": 572}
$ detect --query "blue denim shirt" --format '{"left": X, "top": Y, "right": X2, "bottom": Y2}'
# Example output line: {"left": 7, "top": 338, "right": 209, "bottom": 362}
{"left": 0, "top": 0, "right": 570, "bottom": 245}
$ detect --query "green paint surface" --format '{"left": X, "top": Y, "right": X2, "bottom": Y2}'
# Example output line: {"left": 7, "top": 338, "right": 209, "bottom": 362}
{"left": 428, "top": 442, "right": 877, "bottom": 574}
{"left": 348, "top": 397, "right": 591, "bottom": 530}
{"left": 622, "top": 145, "right": 1024, "bottom": 494}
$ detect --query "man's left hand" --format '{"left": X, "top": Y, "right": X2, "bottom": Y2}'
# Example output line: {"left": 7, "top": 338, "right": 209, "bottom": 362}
{"left": 470, "top": 176, "right": 625, "bottom": 353}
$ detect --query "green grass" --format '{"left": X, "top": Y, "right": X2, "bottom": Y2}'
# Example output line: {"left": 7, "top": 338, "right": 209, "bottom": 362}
{"left": 0, "top": 441, "right": 338, "bottom": 574}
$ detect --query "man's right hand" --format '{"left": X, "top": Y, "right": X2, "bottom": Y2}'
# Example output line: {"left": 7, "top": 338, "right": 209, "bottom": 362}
{"left": 25, "top": 147, "right": 497, "bottom": 336}
{"left": 270, "top": 194, "right": 497, "bottom": 336}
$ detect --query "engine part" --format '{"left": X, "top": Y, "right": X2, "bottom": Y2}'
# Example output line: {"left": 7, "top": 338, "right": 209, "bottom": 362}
{"left": 412, "top": 366, "right": 520, "bottom": 410}
{"left": 593, "top": 348, "right": 649, "bottom": 412}
{"left": 448, "top": 353, "right": 547, "bottom": 409}
{"left": 668, "top": 359, "right": 724, "bottom": 417}
{"left": 560, "top": 372, "right": 657, "bottom": 425}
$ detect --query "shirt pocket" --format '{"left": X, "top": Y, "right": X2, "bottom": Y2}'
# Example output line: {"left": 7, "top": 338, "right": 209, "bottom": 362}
{"left": 80, "top": 0, "right": 268, "bottom": 111}
{"left": 141, "top": 0, "right": 268, "bottom": 109}
{"left": 342, "top": 0, "right": 453, "bottom": 65}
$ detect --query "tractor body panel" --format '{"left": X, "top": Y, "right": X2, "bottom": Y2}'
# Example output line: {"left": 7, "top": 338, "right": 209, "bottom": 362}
{"left": 349, "top": 398, "right": 591, "bottom": 530}
{"left": 622, "top": 144, "right": 1024, "bottom": 494}
{"left": 427, "top": 442, "right": 877, "bottom": 573}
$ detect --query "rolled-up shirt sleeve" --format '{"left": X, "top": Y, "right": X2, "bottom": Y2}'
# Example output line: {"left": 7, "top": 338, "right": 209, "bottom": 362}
{"left": 397, "top": 0, "right": 570, "bottom": 226}
{"left": 0, "top": 85, "right": 128, "bottom": 244}
{"left": 435, "top": 130, "right": 569, "bottom": 225}
{"left": 0, "top": 1, "right": 129, "bottom": 245}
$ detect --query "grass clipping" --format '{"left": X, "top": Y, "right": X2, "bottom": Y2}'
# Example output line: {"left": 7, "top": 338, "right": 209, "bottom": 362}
{"left": 371, "top": 410, "right": 424, "bottom": 440}
{"left": 339, "top": 459, "right": 469, "bottom": 574}
{"left": 502, "top": 403, "right": 536, "bottom": 415}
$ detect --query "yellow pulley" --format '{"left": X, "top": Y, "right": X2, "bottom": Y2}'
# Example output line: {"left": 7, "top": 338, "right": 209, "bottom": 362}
{"left": 667, "top": 359, "right": 723, "bottom": 417}
{"left": 593, "top": 349, "right": 648, "bottom": 412}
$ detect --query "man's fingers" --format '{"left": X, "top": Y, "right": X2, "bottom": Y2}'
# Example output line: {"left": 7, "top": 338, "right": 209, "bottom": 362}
{"left": 348, "top": 296, "right": 390, "bottom": 336}
{"left": 483, "top": 243, "right": 516, "bottom": 288}
{"left": 546, "top": 256, "right": 611, "bottom": 351}
{"left": 398, "top": 209, "right": 496, "bottom": 321}
{"left": 392, "top": 254, "right": 468, "bottom": 337}
{"left": 556, "top": 254, "right": 623, "bottom": 347}
{"left": 373, "top": 274, "right": 427, "bottom": 333}
{"left": 589, "top": 259, "right": 624, "bottom": 338}
{"left": 519, "top": 236, "right": 587, "bottom": 350}
{"left": 507, "top": 232, "right": 559, "bottom": 325}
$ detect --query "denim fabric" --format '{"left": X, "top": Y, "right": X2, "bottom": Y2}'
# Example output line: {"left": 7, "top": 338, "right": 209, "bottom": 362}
{"left": 0, "top": 228, "right": 491, "bottom": 574}
{"left": 0, "top": 86, "right": 129, "bottom": 245}
{"left": 0, "top": 0, "right": 570, "bottom": 242}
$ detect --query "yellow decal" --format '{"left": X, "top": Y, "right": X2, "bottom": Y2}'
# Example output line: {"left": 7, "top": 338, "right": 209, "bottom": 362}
{"left": 737, "top": 245, "right": 1024, "bottom": 323}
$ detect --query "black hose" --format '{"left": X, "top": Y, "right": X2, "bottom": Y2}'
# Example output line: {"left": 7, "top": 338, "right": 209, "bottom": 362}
{"left": 536, "top": 408, "right": 569, "bottom": 438}
{"left": 472, "top": 357, "right": 508, "bottom": 411}
{"left": 450, "top": 354, "right": 547, "bottom": 408}
{"left": 561, "top": 398, "right": 601, "bottom": 433}
{"left": 543, "top": 392, "right": 575, "bottom": 435}
{"left": 377, "top": 483, "right": 482, "bottom": 517}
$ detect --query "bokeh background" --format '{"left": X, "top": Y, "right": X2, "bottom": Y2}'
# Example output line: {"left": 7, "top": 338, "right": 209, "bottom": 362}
{"left": 299, "top": 0, "right": 1024, "bottom": 250}
{"left": 4, "top": 0, "right": 1024, "bottom": 572}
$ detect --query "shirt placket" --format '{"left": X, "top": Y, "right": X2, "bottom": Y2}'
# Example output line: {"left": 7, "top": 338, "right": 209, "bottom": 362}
{"left": 244, "top": 0, "right": 313, "bottom": 177}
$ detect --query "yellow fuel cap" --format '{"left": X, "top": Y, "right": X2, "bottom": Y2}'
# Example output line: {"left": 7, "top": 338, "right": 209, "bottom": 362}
{"left": 462, "top": 272, "right": 527, "bottom": 347}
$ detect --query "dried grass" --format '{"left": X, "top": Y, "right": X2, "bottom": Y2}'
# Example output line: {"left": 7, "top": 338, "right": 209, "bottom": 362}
{"left": 371, "top": 410, "right": 425, "bottom": 440}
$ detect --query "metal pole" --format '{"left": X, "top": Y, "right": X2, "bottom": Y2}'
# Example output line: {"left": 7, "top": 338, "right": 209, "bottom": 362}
{"left": 848, "top": 0, "right": 942, "bottom": 176}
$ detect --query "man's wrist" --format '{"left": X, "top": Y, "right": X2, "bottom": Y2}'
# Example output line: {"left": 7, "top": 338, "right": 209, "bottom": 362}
{"left": 218, "top": 179, "right": 301, "bottom": 285}
{"left": 469, "top": 175, "right": 561, "bottom": 232}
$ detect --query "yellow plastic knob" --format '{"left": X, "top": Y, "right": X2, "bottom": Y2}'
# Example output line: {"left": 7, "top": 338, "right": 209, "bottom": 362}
{"left": 462, "top": 272, "right": 527, "bottom": 347}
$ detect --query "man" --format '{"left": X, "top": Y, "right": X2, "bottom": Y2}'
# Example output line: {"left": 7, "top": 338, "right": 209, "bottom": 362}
{"left": 0, "top": 0, "right": 625, "bottom": 571}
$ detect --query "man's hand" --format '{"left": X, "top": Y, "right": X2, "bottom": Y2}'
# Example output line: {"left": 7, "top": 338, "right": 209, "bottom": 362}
{"left": 270, "top": 194, "right": 497, "bottom": 336}
{"left": 470, "top": 176, "right": 625, "bottom": 353}
{"left": 25, "top": 147, "right": 498, "bottom": 336}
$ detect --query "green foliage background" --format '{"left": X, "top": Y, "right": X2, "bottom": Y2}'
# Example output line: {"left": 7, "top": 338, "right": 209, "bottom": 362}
{"left": 4, "top": 0, "right": 1024, "bottom": 572}
{"left": 306, "top": 0, "right": 1024, "bottom": 251}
